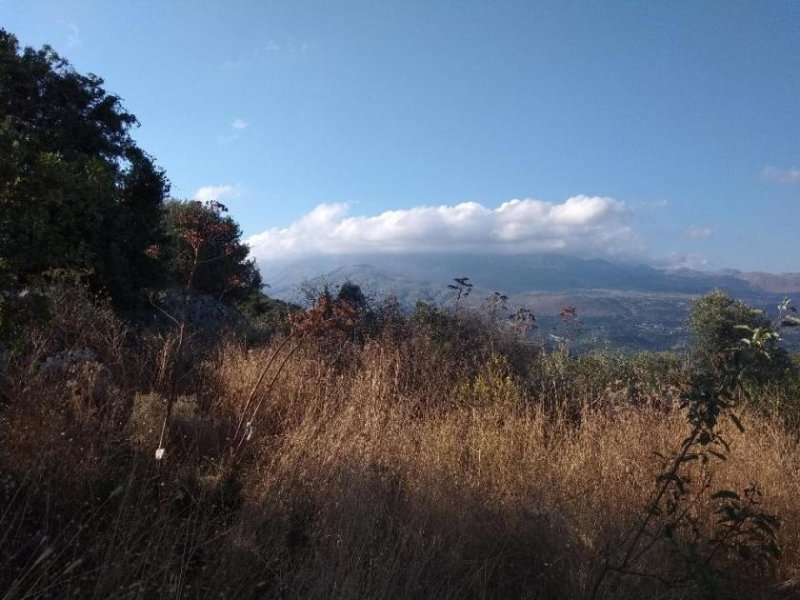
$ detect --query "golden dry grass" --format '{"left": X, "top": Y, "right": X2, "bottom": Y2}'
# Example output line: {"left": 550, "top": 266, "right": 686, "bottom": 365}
{"left": 2, "top": 331, "right": 800, "bottom": 599}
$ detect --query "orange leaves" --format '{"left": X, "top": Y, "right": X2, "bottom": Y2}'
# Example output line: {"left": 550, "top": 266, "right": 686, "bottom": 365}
{"left": 288, "top": 292, "right": 359, "bottom": 337}
{"left": 173, "top": 200, "right": 236, "bottom": 254}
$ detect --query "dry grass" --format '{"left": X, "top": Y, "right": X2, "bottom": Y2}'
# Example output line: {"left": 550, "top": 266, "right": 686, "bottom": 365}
{"left": 2, "top": 323, "right": 800, "bottom": 599}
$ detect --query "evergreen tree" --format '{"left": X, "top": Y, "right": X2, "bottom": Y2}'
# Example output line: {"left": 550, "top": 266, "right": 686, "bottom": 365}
{"left": 0, "top": 29, "right": 168, "bottom": 304}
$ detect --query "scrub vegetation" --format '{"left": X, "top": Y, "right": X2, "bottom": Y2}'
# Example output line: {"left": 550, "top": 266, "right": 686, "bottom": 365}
{"left": 3, "top": 29, "right": 800, "bottom": 600}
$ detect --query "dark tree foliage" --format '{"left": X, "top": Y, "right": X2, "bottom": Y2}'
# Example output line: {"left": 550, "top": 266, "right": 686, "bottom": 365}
{"left": 0, "top": 29, "right": 168, "bottom": 303}
{"left": 162, "top": 200, "right": 262, "bottom": 303}
{"left": 337, "top": 281, "right": 367, "bottom": 310}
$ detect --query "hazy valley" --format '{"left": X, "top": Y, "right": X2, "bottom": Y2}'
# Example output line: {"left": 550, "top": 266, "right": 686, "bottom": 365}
{"left": 264, "top": 252, "right": 800, "bottom": 351}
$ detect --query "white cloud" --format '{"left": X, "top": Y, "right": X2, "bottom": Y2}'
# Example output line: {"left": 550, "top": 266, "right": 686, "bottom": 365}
{"left": 652, "top": 252, "right": 711, "bottom": 271}
{"left": 66, "top": 24, "right": 81, "bottom": 48}
{"left": 217, "top": 118, "right": 249, "bottom": 143}
{"left": 193, "top": 185, "right": 243, "bottom": 204}
{"left": 683, "top": 226, "right": 714, "bottom": 240}
{"left": 247, "top": 195, "right": 641, "bottom": 263}
{"left": 761, "top": 166, "right": 800, "bottom": 184}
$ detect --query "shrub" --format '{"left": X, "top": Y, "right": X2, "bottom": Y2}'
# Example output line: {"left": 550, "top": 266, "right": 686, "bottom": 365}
{"left": 690, "top": 290, "right": 791, "bottom": 387}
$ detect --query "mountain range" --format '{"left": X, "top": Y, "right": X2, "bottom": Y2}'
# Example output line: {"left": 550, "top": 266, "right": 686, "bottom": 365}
{"left": 260, "top": 253, "right": 800, "bottom": 352}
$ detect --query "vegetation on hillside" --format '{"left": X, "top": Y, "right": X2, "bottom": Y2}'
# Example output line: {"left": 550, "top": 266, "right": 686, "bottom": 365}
{"left": 0, "top": 29, "right": 167, "bottom": 303}
{"left": 0, "top": 29, "right": 275, "bottom": 341}
{"left": 2, "top": 30, "right": 800, "bottom": 600}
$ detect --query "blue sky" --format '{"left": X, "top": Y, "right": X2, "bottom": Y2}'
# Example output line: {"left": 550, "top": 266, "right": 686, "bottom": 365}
{"left": 4, "top": 1, "right": 800, "bottom": 272}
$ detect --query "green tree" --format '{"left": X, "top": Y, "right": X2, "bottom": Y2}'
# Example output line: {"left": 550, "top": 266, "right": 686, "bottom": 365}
{"left": 0, "top": 29, "right": 168, "bottom": 303}
{"left": 689, "top": 290, "right": 789, "bottom": 385}
{"left": 161, "top": 200, "right": 262, "bottom": 303}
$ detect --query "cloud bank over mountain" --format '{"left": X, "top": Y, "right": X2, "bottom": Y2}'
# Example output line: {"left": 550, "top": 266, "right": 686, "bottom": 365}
{"left": 248, "top": 195, "right": 642, "bottom": 263}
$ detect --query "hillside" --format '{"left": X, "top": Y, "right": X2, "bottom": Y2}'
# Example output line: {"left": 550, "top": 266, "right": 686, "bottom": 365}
{"left": 262, "top": 252, "right": 799, "bottom": 351}
{"left": 4, "top": 23, "right": 800, "bottom": 600}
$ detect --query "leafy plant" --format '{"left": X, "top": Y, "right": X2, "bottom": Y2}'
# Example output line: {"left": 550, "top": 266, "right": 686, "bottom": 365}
{"left": 689, "top": 290, "right": 789, "bottom": 386}
{"left": 589, "top": 303, "right": 783, "bottom": 598}
{"left": 458, "top": 352, "right": 521, "bottom": 408}
{"left": 776, "top": 296, "right": 800, "bottom": 331}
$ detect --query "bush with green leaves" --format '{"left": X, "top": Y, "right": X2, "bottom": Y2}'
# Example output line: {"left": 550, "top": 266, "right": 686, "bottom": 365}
{"left": 689, "top": 290, "right": 791, "bottom": 387}
{"left": 590, "top": 303, "right": 784, "bottom": 598}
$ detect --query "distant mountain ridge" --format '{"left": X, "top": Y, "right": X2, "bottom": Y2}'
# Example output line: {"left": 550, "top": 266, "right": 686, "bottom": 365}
{"left": 260, "top": 253, "right": 799, "bottom": 352}
{"left": 262, "top": 252, "right": 792, "bottom": 301}
{"left": 723, "top": 271, "right": 800, "bottom": 294}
